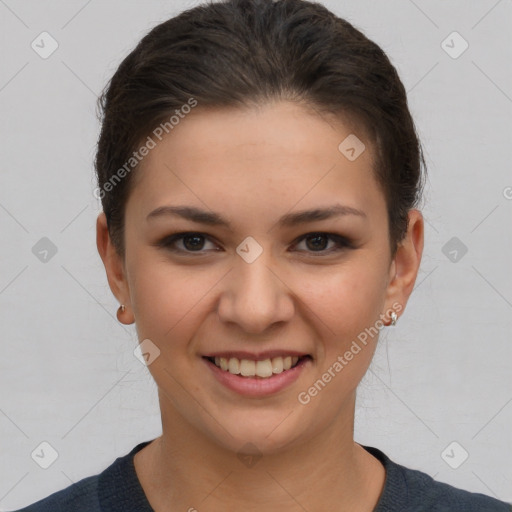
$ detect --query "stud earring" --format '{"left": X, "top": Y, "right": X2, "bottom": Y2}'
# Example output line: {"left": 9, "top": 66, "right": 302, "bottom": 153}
{"left": 117, "top": 304, "right": 126, "bottom": 322}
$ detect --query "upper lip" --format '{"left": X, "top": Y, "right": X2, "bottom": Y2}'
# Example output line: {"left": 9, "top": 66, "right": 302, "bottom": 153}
{"left": 203, "top": 350, "right": 311, "bottom": 361}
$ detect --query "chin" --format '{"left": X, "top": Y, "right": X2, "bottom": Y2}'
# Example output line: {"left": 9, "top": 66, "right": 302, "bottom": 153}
{"left": 203, "top": 410, "right": 311, "bottom": 457}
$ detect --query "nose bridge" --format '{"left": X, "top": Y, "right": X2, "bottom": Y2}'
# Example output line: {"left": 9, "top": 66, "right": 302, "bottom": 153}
{"left": 217, "top": 242, "right": 294, "bottom": 333}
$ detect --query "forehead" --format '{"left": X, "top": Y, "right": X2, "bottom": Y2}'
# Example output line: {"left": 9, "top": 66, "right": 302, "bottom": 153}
{"left": 127, "top": 101, "right": 383, "bottom": 219}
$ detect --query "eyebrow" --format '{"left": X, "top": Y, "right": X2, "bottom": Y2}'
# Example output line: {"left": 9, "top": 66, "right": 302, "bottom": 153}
{"left": 146, "top": 204, "right": 366, "bottom": 228}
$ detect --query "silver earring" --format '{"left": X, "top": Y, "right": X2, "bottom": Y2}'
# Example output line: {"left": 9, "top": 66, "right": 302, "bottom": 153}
{"left": 390, "top": 311, "right": 397, "bottom": 326}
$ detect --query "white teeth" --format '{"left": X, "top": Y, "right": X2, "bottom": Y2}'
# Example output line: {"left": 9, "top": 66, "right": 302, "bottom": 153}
{"left": 271, "top": 357, "right": 284, "bottom": 373}
{"left": 212, "top": 355, "right": 304, "bottom": 378}
{"left": 240, "top": 359, "right": 256, "bottom": 376}
{"left": 228, "top": 358, "right": 240, "bottom": 374}
{"left": 256, "top": 359, "right": 273, "bottom": 378}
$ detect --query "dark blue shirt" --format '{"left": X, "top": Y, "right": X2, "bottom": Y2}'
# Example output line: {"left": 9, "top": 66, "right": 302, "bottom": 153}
{"left": 13, "top": 440, "right": 512, "bottom": 511}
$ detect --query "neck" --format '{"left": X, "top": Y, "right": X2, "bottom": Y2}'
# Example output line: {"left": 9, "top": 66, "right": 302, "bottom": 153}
{"left": 134, "top": 392, "right": 385, "bottom": 512}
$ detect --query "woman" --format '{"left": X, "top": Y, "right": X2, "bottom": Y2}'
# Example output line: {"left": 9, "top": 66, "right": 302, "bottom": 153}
{"left": 16, "top": 0, "right": 511, "bottom": 510}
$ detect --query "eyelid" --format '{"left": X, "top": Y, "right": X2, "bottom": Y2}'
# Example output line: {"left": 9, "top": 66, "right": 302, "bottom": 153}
{"left": 157, "top": 231, "right": 353, "bottom": 255}
{"left": 156, "top": 232, "right": 221, "bottom": 253}
{"left": 290, "top": 232, "right": 353, "bottom": 253}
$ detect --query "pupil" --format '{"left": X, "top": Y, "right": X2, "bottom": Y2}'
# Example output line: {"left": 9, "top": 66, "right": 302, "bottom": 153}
{"left": 184, "top": 235, "right": 204, "bottom": 251}
{"left": 306, "top": 234, "right": 327, "bottom": 251}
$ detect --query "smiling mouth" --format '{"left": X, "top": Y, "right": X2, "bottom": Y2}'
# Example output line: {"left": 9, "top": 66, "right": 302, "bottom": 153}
{"left": 204, "top": 355, "right": 312, "bottom": 379}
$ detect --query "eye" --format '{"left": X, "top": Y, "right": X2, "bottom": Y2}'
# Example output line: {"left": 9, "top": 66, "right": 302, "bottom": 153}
{"left": 292, "top": 232, "right": 352, "bottom": 254}
{"left": 157, "top": 232, "right": 220, "bottom": 253}
{"left": 156, "top": 231, "right": 353, "bottom": 256}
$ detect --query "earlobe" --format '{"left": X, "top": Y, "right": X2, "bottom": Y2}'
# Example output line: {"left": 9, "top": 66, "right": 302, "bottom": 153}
{"left": 96, "top": 212, "right": 132, "bottom": 316}
{"left": 383, "top": 209, "right": 424, "bottom": 322}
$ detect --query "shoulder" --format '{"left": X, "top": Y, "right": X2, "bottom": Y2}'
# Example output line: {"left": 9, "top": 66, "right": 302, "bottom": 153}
{"left": 396, "top": 463, "right": 511, "bottom": 511}
{"left": 11, "top": 440, "right": 153, "bottom": 512}
{"left": 11, "top": 475, "right": 100, "bottom": 512}
{"left": 362, "top": 445, "right": 512, "bottom": 512}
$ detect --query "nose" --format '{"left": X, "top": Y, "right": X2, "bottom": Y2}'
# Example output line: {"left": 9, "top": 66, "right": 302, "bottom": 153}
{"left": 216, "top": 249, "right": 295, "bottom": 334}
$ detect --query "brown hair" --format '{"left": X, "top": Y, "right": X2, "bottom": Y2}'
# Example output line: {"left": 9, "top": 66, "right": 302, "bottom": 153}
{"left": 95, "top": 0, "right": 426, "bottom": 259}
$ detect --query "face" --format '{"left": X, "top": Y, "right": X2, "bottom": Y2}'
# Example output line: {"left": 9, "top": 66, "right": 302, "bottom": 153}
{"left": 98, "top": 101, "right": 422, "bottom": 455}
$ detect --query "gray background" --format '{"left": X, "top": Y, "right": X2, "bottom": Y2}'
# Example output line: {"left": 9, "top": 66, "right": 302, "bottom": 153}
{"left": 1, "top": 0, "right": 511, "bottom": 509}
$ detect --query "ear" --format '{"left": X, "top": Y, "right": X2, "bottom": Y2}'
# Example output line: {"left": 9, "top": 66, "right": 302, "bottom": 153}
{"left": 383, "top": 209, "right": 424, "bottom": 321}
{"left": 96, "top": 212, "right": 133, "bottom": 315}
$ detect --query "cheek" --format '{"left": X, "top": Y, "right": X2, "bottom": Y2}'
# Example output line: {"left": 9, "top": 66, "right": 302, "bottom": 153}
{"left": 297, "top": 259, "right": 386, "bottom": 338}
{"left": 128, "top": 246, "right": 388, "bottom": 353}
{"left": 127, "top": 252, "right": 210, "bottom": 345}
{"left": 301, "top": 265, "right": 386, "bottom": 392}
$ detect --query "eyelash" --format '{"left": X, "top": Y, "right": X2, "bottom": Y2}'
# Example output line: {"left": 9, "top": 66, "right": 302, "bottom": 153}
{"left": 156, "top": 231, "right": 353, "bottom": 256}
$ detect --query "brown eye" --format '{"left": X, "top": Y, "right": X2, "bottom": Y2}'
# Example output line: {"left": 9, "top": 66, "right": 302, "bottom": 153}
{"left": 182, "top": 234, "right": 206, "bottom": 251}
{"left": 157, "top": 232, "right": 219, "bottom": 253}
{"left": 305, "top": 234, "right": 330, "bottom": 251}
{"left": 293, "top": 232, "right": 352, "bottom": 254}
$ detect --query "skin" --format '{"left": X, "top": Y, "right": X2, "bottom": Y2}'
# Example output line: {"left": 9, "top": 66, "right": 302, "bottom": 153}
{"left": 97, "top": 100, "right": 424, "bottom": 511}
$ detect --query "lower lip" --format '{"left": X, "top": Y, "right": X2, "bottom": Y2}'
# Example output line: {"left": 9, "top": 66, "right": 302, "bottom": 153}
{"left": 203, "top": 357, "right": 311, "bottom": 397}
